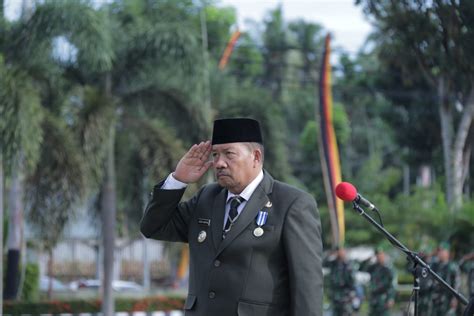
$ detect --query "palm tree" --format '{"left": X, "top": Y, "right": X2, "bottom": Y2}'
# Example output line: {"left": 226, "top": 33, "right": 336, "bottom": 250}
{"left": 26, "top": 113, "right": 86, "bottom": 298}
{"left": 262, "top": 6, "right": 289, "bottom": 100}
{"left": 0, "top": 62, "right": 43, "bottom": 300}
{"left": 72, "top": 1, "right": 209, "bottom": 313}
{"left": 288, "top": 20, "right": 324, "bottom": 88}
{"left": 1, "top": 0, "right": 113, "bottom": 301}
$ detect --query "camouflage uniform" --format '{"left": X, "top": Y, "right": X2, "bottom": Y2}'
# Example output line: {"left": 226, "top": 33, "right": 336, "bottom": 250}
{"left": 418, "top": 270, "right": 435, "bottom": 315}
{"left": 459, "top": 255, "right": 474, "bottom": 299}
{"left": 418, "top": 255, "right": 436, "bottom": 316}
{"left": 327, "top": 259, "right": 356, "bottom": 316}
{"left": 360, "top": 260, "right": 396, "bottom": 316}
{"left": 430, "top": 259, "right": 460, "bottom": 316}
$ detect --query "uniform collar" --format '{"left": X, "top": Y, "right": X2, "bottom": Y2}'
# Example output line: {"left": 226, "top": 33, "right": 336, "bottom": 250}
{"left": 226, "top": 170, "right": 264, "bottom": 202}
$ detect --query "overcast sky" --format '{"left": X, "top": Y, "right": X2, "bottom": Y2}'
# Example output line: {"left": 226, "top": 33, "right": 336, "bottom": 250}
{"left": 219, "top": 0, "right": 373, "bottom": 55}
{"left": 4, "top": 0, "right": 373, "bottom": 55}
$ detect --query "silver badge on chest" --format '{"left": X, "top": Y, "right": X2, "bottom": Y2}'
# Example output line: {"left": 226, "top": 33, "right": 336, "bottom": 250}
{"left": 197, "top": 230, "right": 207, "bottom": 243}
{"left": 253, "top": 227, "right": 264, "bottom": 237}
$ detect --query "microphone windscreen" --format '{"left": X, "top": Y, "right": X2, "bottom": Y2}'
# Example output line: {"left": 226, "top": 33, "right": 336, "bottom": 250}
{"left": 335, "top": 182, "right": 357, "bottom": 201}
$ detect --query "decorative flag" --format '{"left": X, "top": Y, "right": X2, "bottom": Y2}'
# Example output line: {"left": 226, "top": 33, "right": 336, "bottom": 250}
{"left": 176, "top": 244, "right": 189, "bottom": 286}
{"left": 218, "top": 30, "right": 241, "bottom": 70}
{"left": 317, "top": 34, "right": 345, "bottom": 247}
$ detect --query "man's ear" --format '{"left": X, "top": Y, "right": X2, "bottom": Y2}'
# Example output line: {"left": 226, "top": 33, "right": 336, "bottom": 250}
{"left": 253, "top": 148, "right": 262, "bottom": 167}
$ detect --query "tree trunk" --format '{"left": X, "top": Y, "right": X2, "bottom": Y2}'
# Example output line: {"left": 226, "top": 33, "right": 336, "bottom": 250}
{"left": 4, "top": 160, "right": 23, "bottom": 300}
{"left": 403, "top": 164, "right": 410, "bottom": 194}
{"left": 199, "top": 2, "right": 212, "bottom": 124}
{"left": 101, "top": 76, "right": 116, "bottom": 316}
{"left": 438, "top": 77, "right": 455, "bottom": 208}
{"left": 95, "top": 244, "right": 101, "bottom": 280}
{"left": 142, "top": 187, "right": 150, "bottom": 291}
{"left": 0, "top": 151, "right": 4, "bottom": 308}
{"left": 0, "top": 0, "right": 4, "bottom": 307}
{"left": 417, "top": 164, "right": 432, "bottom": 188}
{"left": 462, "top": 145, "right": 471, "bottom": 199}
{"left": 452, "top": 87, "right": 474, "bottom": 210}
{"left": 47, "top": 248, "right": 53, "bottom": 300}
{"left": 0, "top": 0, "right": 4, "bottom": 21}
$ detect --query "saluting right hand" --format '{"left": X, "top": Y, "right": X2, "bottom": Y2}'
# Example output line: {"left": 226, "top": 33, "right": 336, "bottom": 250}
{"left": 173, "top": 141, "right": 213, "bottom": 183}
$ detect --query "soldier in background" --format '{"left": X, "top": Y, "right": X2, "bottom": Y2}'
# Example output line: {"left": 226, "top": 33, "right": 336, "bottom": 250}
{"left": 359, "top": 247, "right": 396, "bottom": 316}
{"left": 459, "top": 252, "right": 474, "bottom": 301}
{"left": 417, "top": 244, "right": 437, "bottom": 316}
{"left": 324, "top": 247, "right": 357, "bottom": 316}
{"left": 430, "top": 242, "right": 460, "bottom": 316}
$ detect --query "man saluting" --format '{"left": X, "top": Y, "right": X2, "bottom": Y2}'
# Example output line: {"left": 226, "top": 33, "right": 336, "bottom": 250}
{"left": 140, "top": 118, "right": 323, "bottom": 316}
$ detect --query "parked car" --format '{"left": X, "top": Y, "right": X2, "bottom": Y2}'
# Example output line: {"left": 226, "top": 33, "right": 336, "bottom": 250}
{"left": 69, "top": 279, "right": 143, "bottom": 292}
{"left": 39, "top": 276, "right": 69, "bottom": 292}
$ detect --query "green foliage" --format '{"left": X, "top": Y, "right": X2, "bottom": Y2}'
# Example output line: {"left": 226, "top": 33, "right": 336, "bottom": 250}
{"left": 450, "top": 201, "right": 474, "bottom": 255}
{"left": 116, "top": 116, "right": 186, "bottom": 234}
{"left": 13, "top": 0, "right": 114, "bottom": 71}
{"left": 297, "top": 102, "right": 350, "bottom": 196}
{"left": 357, "top": 0, "right": 474, "bottom": 209}
{"left": 26, "top": 113, "right": 86, "bottom": 249}
{"left": 3, "top": 295, "right": 185, "bottom": 314}
{"left": 287, "top": 19, "right": 324, "bottom": 88}
{"left": 1, "top": 0, "right": 472, "bottom": 280}
{"left": 392, "top": 184, "right": 449, "bottom": 248}
{"left": 354, "top": 155, "right": 401, "bottom": 196}
{"left": 334, "top": 52, "right": 401, "bottom": 182}
{"left": 298, "top": 121, "right": 323, "bottom": 196}
{"left": 228, "top": 33, "right": 264, "bottom": 82}
{"left": 72, "top": 86, "right": 116, "bottom": 193}
{"left": 20, "top": 263, "right": 39, "bottom": 302}
{"left": 110, "top": 0, "right": 209, "bottom": 138}
{"left": 262, "top": 5, "right": 288, "bottom": 99}
{"left": 344, "top": 178, "right": 473, "bottom": 257}
{"left": 0, "top": 62, "right": 44, "bottom": 173}
{"left": 110, "top": 0, "right": 203, "bottom": 91}
{"left": 205, "top": 5, "right": 237, "bottom": 58}
{"left": 331, "top": 102, "right": 351, "bottom": 146}
{"left": 343, "top": 155, "right": 402, "bottom": 246}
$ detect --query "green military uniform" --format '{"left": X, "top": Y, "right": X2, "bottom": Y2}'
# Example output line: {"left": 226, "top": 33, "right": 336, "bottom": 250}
{"left": 459, "top": 255, "right": 474, "bottom": 299}
{"left": 360, "top": 259, "right": 396, "bottom": 316}
{"left": 418, "top": 255, "right": 436, "bottom": 316}
{"left": 326, "top": 258, "right": 356, "bottom": 316}
{"left": 431, "top": 259, "right": 460, "bottom": 316}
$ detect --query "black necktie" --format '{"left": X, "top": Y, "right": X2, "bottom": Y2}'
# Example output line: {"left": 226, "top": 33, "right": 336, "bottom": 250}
{"left": 224, "top": 196, "right": 244, "bottom": 235}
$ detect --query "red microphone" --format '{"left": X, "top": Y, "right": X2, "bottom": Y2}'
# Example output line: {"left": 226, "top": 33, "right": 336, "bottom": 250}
{"left": 335, "top": 182, "right": 376, "bottom": 210}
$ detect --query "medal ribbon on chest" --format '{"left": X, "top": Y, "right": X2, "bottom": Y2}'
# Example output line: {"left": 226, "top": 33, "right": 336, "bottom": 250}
{"left": 254, "top": 200, "right": 271, "bottom": 237}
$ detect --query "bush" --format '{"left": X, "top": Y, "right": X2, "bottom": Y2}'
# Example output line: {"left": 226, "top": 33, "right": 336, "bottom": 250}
{"left": 3, "top": 295, "right": 185, "bottom": 315}
{"left": 21, "top": 263, "right": 40, "bottom": 302}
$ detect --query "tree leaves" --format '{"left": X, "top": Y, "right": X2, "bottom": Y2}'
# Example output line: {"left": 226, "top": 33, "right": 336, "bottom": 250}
{"left": 25, "top": 113, "right": 85, "bottom": 250}
{"left": 0, "top": 63, "right": 43, "bottom": 173}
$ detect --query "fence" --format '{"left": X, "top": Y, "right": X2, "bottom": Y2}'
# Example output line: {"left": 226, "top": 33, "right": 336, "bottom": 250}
{"left": 33, "top": 238, "right": 176, "bottom": 287}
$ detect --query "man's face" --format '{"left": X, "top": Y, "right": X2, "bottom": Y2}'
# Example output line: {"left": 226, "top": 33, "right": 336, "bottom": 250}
{"left": 211, "top": 142, "right": 261, "bottom": 194}
{"left": 376, "top": 252, "right": 385, "bottom": 264}
{"left": 337, "top": 248, "right": 346, "bottom": 261}
{"left": 438, "top": 249, "right": 450, "bottom": 262}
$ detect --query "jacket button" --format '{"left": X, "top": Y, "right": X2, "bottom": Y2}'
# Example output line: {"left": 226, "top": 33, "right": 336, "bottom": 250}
{"left": 209, "top": 291, "right": 216, "bottom": 299}
{"left": 214, "top": 260, "right": 221, "bottom": 267}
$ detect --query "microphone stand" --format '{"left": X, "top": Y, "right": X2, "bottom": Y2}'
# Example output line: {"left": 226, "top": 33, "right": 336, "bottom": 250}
{"left": 351, "top": 202, "right": 470, "bottom": 316}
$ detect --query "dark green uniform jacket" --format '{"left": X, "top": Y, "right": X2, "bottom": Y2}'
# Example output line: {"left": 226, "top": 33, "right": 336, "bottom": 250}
{"left": 140, "top": 171, "right": 323, "bottom": 316}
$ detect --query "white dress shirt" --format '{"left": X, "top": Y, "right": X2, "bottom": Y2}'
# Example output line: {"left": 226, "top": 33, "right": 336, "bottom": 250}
{"left": 161, "top": 170, "right": 264, "bottom": 228}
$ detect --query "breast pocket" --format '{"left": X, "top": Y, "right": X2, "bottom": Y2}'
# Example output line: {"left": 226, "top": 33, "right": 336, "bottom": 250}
{"left": 237, "top": 300, "right": 277, "bottom": 316}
